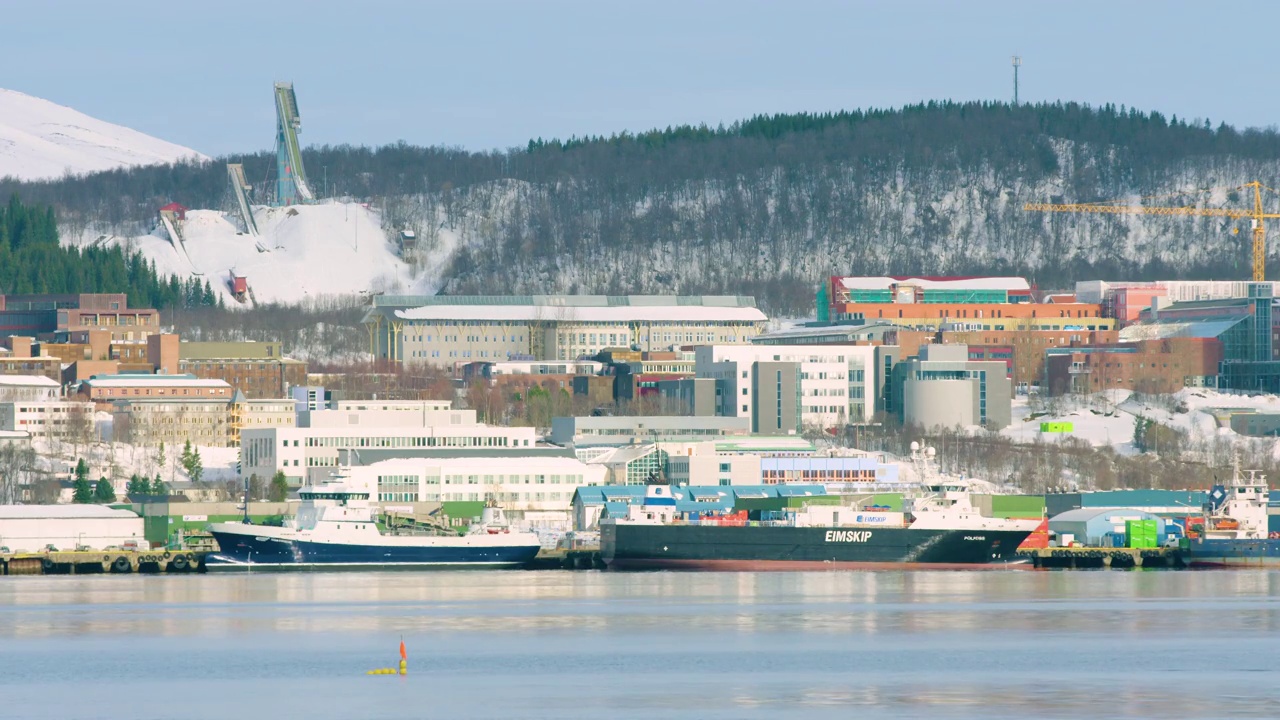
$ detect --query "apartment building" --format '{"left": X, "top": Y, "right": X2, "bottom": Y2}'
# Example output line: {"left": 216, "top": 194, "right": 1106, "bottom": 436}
{"left": 694, "top": 344, "right": 879, "bottom": 433}
{"left": 112, "top": 399, "right": 231, "bottom": 447}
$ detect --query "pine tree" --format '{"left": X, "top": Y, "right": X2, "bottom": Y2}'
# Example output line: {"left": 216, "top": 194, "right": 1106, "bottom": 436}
{"left": 74, "top": 458, "right": 88, "bottom": 485}
{"left": 72, "top": 477, "right": 93, "bottom": 504}
{"left": 152, "top": 473, "right": 166, "bottom": 497}
{"left": 127, "top": 474, "right": 148, "bottom": 497}
{"left": 189, "top": 448, "right": 203, "bottom": 484}
{"left": 180, "top": 440, "right": 194, "bottom": 473}
{"left": 93, "top": 477, "right": 116, "bottom": 503}
{"left": 156, "top": 442, "right": 166, "bottom": 474}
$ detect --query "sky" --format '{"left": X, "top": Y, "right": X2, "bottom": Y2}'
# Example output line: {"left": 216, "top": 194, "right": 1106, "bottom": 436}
{"left": 3, "top": 0, "right": 1277, "bottom": 157}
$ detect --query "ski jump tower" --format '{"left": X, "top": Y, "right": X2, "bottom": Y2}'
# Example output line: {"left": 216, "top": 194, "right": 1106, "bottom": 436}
{"left": 274, "top": 81, "right": 315, "bottom": 206}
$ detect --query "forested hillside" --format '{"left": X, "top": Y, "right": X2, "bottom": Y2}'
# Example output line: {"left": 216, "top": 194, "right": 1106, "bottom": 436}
{"left": 7, "top": 101, "right": 1280, "bottom": 314}
{"left": 0, "top": 196, "right": 220, "bottom": 309}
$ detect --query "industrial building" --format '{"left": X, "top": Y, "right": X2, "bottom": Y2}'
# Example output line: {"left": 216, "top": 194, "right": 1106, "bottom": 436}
{"left": 362, "top": 295, "right": 767, "bottom": 366}
{"left": 889, "top": 344, "right": 1012, "bottom": 430}
{"left": 1047, "top": 508, "right": 1168, "bottom": 547}
{"left": 1044, "top": 490, "right": 1207, "bottom": 518}
{"left": 0, "top": 505, "right": 145, "bottom": 553}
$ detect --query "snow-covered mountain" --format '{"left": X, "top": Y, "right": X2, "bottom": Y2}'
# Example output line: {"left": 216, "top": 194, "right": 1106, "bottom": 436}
{"left": 0, "top": 88, "right": 205, "bottom": 181}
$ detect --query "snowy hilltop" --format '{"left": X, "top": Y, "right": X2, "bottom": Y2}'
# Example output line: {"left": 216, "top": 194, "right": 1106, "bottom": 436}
{"left": 0, "top": 88, "right": 205, "bottom": 182}
{"left": 67, "top": 201, "right": 450, "bottom": 306}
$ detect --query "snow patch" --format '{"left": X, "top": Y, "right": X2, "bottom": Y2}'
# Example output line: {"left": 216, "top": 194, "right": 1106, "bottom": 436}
{"left": 0, "top": 88, "right": 205, "bottom": 181}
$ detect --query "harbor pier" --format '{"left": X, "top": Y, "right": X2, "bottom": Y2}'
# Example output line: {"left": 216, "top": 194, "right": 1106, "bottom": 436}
{"left": 528, "top": 548, "right": 604, "bottom": 570}
{"left": 1, "top": 549, "right": 209, "bottom": 576}
{"left": 1019, "top": 546, "right": 1184, "bottom": 569}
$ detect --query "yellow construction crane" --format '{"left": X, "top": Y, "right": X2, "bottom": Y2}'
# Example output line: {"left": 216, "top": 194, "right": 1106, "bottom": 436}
{"left": 1024, "top": 181, "right": 1280, "bottom": 281}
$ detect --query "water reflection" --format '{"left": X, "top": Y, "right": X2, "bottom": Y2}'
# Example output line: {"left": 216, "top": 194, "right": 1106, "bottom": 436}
{"left": 2, "top": 570, "right": 1280, "bottom": 719}
{"left": 1, "top": 569, "right": 1278, "bottom": 640}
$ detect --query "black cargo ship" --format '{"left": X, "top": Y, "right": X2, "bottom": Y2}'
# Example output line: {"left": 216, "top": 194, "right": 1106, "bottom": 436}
{"left": 601, "top": 522, "right": 1031, "bottom": 570}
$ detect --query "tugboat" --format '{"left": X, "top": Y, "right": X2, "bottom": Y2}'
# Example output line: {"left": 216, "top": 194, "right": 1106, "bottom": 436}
{"left": 209, "top": 471, "right": 541, "bottom": 568}
{"left": 1184, "top": 460, "right": 1280, "bottom": 568}
{"left": 601, "top": 444, "right": 1039, "bottom": 570}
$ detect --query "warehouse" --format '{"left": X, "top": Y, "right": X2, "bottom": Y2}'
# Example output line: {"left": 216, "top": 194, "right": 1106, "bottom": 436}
{"left": 0, "top": 505, "right": 145, "bottom": 553}
{"left": 1047, "top": 508, "right": 1165, "bottom": 547}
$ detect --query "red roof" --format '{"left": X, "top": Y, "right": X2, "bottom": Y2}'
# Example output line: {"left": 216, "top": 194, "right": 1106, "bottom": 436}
{"left": 159, "top": 202, "right": 187, "bottom": 212}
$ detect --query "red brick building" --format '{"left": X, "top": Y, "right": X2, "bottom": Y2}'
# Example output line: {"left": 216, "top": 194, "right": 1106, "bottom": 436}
{"left": 1045, "top": 338, "right": 1223, "bottom": 395}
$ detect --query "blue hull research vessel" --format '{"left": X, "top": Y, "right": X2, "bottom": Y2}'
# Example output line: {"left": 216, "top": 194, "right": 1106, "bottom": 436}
{"left": 1183, "top": 463, "right": 1280, "bottom": 568}
{"left": 208, "top": 472, "right": 541, "bottom": 568}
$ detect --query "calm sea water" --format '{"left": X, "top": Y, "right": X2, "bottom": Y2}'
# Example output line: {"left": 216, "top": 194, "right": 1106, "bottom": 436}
{"left": 0, "top": 569, "right": 1277, "bottom": 720}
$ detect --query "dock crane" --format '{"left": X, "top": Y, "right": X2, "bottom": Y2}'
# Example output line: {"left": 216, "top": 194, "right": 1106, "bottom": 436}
{"left": 1024, "top": 181, "right": 1280, "bottom": 281}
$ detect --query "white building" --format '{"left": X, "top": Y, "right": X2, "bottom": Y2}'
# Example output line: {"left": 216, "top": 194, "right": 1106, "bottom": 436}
{"left": 0, "top": 505, "right": 144, "bottom": 552}
{"left": 299, "top": 405, "right": 476, "bottom": 429}
{"left": 550, "top": 415, "right": 751, "bottom": 447}
{"left": 667, "top": 451, "right": 762, "bottom": 486}
{"left": 694, "top": 344, "right": 879, "bottom": 432}
{"left": 0, "top": 375, "right": 60, "bottom": 403}
{"left": 0, "top": 400, "right": 96, "bottom": 442}
{"left": 363, "top": 295, "right": 768, "bottom": 366}
{"left": 348, "top": 456, "right": 607, "bottom": 528}
{"left": 241, "top": 423, "right": 539, "bottom": 486}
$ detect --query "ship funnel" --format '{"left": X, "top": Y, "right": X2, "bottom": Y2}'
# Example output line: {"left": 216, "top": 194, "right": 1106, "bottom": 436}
{"left": 642, "top": 485, "right": 677, "bottom": 507}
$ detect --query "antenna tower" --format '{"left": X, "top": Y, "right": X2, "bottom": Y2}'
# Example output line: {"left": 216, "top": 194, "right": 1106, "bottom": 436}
{"left": 1011, "top": 55, "right": 1022, "bottom": 105}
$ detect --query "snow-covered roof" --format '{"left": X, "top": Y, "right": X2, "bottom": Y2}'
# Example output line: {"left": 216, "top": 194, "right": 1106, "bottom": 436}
{"left": 365, "top": 456, "right": 590, "bottom": 471}
{"left": 0, "top": 375, "right": 59, "bottom": 387}
{"left": 0, "top": 505, "right": 140, "bottom": 519}
{"left": 395, "top": 305, "right": 766, "bottom": 323}
{"left": 837, "top": 276, "right": 1031, "bottom": 292}
{"left": 754, "top": 323, "right": 898, "bottom": 340}
{"left": 82, "top": 375, "right": 231, "bottom": 389}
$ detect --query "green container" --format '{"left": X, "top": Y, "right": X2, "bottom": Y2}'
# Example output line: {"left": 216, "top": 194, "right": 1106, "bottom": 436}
{"left": 734, "top": 497, "right": 788, "bottom": 513}
{"left": 991, "top": 495, "right": 1045, "bottom": 518}
{"left": 441, "top": 501, "right": 485, "bottom": 525}
{"left": 1126, "top": 519, "right": 1158, "bottom": 549}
